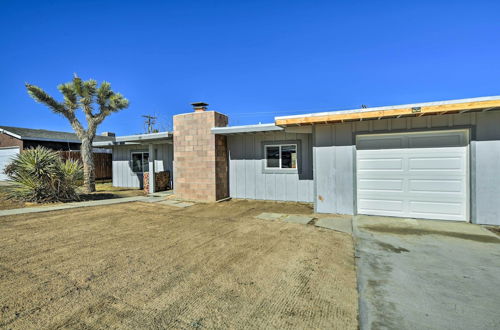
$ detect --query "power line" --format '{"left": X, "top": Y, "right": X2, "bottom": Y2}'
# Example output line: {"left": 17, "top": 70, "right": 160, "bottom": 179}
{"left": 224, "top": 104, "right": 366, "bottom": 117}
{"left": 142, "top": 115, "right": 157, "bottom": 133}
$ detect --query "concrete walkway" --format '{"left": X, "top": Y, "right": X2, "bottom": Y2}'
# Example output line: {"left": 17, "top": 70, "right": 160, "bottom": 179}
{"left": 354, "top": 215, "right": 500, "bottom": 330}
{"left": 254, "top": 212, "right": 353, "bottom": 234}
{"left": 316, "top": 216, "right": 352, "bottom": 234}
{"left": 0, "top": 196, "right": 156, "bottom": 217}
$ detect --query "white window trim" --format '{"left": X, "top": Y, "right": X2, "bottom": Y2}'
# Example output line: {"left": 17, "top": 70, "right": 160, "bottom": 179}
{"left": 131, "top": 151, "right": 150, "bottom": 173}
{"left": 264, "top": 143, "right": 298, "bottom": 170}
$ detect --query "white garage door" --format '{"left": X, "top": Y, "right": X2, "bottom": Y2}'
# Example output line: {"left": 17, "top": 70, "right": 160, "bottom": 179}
{"left": 356, "top": 130, "right": 469, "bottom": 221}
{"left": 0, "top": 147, "right": 19, "bottom": 181}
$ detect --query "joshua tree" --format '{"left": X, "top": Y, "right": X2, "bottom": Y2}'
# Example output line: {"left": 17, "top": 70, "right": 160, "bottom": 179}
{"left": 26, "top": 75, "right": 129, "bottom": 193}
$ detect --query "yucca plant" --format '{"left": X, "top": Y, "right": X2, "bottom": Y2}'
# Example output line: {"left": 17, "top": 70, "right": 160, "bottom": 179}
{"left": 4, "top": 147, "right": 83, "bottom": 203}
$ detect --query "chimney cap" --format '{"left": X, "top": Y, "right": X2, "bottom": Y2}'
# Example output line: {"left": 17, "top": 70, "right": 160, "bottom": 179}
{"left": 191, "top": 102, "right": 209, "bottom": 112}
{"left": 191, "top": 102, "right": 209, "bottom": 107}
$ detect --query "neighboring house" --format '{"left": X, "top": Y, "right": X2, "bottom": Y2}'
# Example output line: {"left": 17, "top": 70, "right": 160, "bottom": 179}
{"left": 93, "top": 132, "right": 173, "bottom": 190}
{"left": 0, "top": 126, "right": 114, "bottom": 150}
{"left": 0, "top": 126, "right": 114, "bottom": 180}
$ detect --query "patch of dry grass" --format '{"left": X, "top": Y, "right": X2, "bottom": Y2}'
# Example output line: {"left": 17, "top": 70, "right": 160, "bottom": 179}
{"left": 0, "top": 200, "right": 358, "bottom": 329}
{"left": 0, "top": 184, "right": 25, "bottom": 210}
{"left": 0, "top": 183, "right": 145, "bottom": 210}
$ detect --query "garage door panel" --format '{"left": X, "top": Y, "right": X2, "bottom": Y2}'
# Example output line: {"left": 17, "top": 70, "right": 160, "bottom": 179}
{"left": 409, "top": 200, "right": 464, "bottom": 218}
{"left": 357, "top": 158, "right": 403, "bottom": 171}
{"left": 409, "top": 179, "right": 464, "bottom": 193}
{"left": 357, "top": 149, "right": 404, "bottom": 157}
{"left": 409, "top": 134, "right": 465, "bottom": 148}
{"left": 358, "top": 198, "right": 404, "bottom": 213}
{"left": 356, "top": 130, "right": 469, "bottom": 222}
{"left": 406, "top": 193, "right": 465, "bottom": 205}
{"left": 357, "top": 136, "right": 405, "bottom": 150}
{"left": 408, "top": 131, "right": 467, "bottom": 148}
{"left": 409, "top": 157, "right": 464, "bottom": 171}
{"left": 358, "top": 178, "right": 403, "bottom": 192}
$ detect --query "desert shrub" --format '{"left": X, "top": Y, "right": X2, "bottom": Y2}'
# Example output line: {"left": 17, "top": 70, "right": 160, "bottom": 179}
{"left": 4, "top": 147, "right": 83, "bottom": 203}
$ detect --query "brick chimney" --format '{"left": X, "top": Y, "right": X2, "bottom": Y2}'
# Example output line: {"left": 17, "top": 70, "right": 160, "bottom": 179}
{"left": 173, "top": 103, "right": 229, "bottom": 201}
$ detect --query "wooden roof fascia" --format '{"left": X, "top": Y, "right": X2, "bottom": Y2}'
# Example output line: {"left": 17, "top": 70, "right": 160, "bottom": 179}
{"left": 275, "top": 99, "right": 500, "bottom": 126}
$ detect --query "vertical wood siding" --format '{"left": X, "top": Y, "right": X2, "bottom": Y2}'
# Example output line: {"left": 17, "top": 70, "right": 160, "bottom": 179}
{"left": 313, "top": 111, "right": 500, "bottom": 225}
{"left": 227, "top": 132, "right": 314, "bottom": 203}
{"left": 112, "top": 143, "right": 173, "bottom": 188}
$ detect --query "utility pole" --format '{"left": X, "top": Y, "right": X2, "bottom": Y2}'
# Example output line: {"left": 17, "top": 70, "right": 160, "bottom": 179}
{"left": 142, "top": 115, "right": 157, "bottom": 133}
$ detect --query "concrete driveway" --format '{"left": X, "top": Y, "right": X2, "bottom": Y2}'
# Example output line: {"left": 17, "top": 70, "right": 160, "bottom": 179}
{"left": 354, "top": 215, "right": 500, "bottom": 330}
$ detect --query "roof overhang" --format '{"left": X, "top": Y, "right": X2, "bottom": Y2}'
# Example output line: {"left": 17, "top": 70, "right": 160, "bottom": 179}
{"left": 0, "top": 128, "right": 22, "bottom": 140}
{"left": 0, "top": 128, "right": 113, "bottom": 144}
{"left": 93, "top": 131, "right": 172, "bottom": 147}
{"left": 22, "top": 137, "right": 82, "bottom": 144}
{"left": 211, "top": 123, "right": 283, "bottom": 135}
{"left": 275, "top": 96, "right": 500, "bottom": 126}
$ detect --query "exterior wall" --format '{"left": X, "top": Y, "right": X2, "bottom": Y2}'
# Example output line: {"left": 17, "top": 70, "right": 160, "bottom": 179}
{"left": 314, "top": 123, "right": 354, "bottom": 214}
{"left": 174, "top": 111, "right": 229, "bottom": 201}
{"left": 227, "top": 131, "right": 314, "bottom": 203}
{"left": 0, "top": 133, "right": 23, "bottom": 149}
{"left": 474, "top": 111, "right": 500, "bottom": 225}
{"left": 112, "top": 143, "right": 173, "bottom": 189}
{"left": 313, "top": 110, "right": 500, "bottom": 225}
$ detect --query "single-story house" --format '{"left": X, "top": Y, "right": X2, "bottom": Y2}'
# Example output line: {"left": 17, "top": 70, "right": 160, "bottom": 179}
{"left": 0, "top": 126, "right": 113, "bottom": 180}
{"left": 212, "top": 96, "right": 500, "bottom": 225}
{"left": 99, "top": 96, "right": 500, "bottom": 226}
{"left": 93, "top": 131, "right": 174, "bottom": 191}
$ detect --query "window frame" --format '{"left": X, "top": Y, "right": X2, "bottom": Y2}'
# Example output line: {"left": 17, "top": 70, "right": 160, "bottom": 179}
{"left": 262, "top": 140, "right": 301, "bottom": 174}
{"left": 130, "top": 151, "right": 150, "bottom": 173}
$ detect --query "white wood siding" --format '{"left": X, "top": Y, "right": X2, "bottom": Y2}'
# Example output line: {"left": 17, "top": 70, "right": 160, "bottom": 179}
{"left": 112, "top": 143, "right": 173, "bottom": 188}
{"left": 228, "top": 131, "right": 314, "bottom": 203}
{"left": 313, "top": 111, "right": 500, "bottom": 225}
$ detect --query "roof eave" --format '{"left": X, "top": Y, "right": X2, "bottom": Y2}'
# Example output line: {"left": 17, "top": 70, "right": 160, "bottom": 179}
{"left": 93, "top": 132, "right": 172, "bottom": 147}
{"left": 0, "top": 129, "right": 22, "bottom": 140}
{"left": 275, "top": 96, "right": 500, "bottom": 126}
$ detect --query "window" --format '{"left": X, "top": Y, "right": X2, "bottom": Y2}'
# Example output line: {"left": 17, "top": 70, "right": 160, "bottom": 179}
{"left": 265, "top": 144, "right": 297, "bottom": 169}
{"left": 131, "top": 152, "right": 149, "bottom": 173}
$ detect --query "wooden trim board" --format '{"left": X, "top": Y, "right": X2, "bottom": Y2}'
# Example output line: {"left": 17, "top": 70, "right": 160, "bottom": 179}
{"left": 275, "top": 99, "right": 500, "bottom": 126}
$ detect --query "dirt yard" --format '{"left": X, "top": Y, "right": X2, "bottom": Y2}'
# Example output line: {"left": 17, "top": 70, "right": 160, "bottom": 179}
{"left": 0, "top": 200, "right": 358, "bottom": 329}
{"left": 485, "top": 226, "right": 500, "bottom": 236}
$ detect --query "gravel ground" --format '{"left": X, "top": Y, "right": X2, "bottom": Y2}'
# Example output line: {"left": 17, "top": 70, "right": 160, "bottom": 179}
{"left": 0, "top": 199, "right": 358, "bottom": 329}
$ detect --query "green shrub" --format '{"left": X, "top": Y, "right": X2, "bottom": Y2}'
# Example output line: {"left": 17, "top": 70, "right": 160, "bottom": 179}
{"left": 4, "top": 147, "right": 83, "bottom": 203}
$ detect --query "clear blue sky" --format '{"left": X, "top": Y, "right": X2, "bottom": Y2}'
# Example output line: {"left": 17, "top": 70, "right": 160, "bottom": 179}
{"left": 1, "top": 0, "right": 499, "bottom": 135}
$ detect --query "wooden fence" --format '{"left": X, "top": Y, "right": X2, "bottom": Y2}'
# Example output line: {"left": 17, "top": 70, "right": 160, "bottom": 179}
{"left": 58, "top": 151, "right": 112, "bottom": 180}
